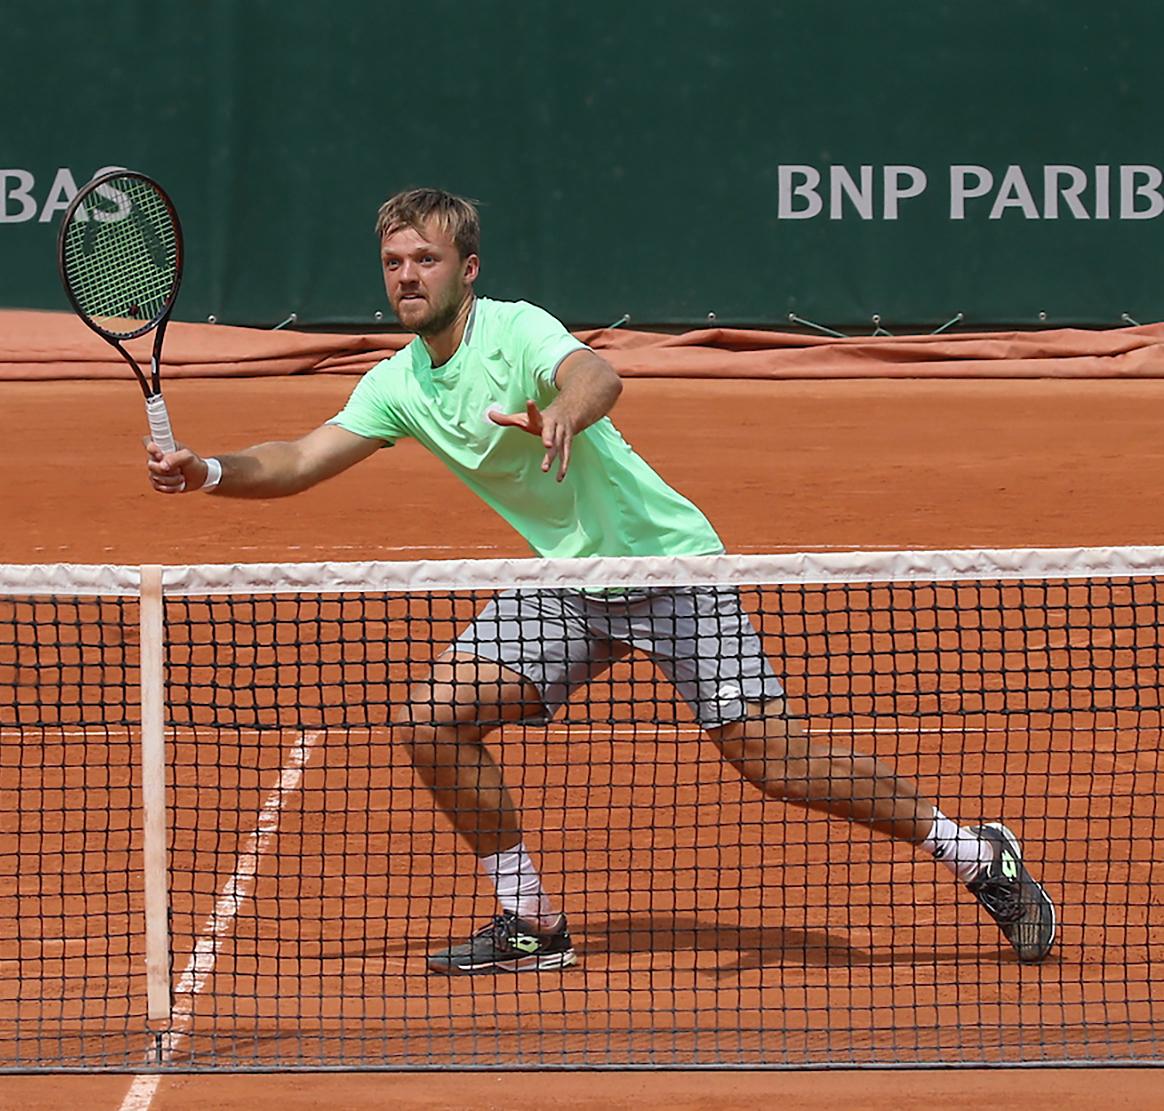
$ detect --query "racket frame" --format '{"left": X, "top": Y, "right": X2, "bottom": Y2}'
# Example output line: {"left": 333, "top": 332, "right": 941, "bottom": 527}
{"left": 57, "top": 170, "right": 185, "bottom": 456}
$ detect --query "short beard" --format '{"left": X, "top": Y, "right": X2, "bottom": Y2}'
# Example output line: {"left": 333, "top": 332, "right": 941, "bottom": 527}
{"left": 412, "top": 296, "right": 462, "bottom": 337}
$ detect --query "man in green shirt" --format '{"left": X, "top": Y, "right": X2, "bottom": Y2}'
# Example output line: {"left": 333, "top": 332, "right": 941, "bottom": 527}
{"left": 146, "top": 187, "right": 1055, "bottom": 973}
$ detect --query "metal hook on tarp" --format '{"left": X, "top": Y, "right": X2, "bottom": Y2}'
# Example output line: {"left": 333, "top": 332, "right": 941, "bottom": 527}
{"left": 930, "top": 312, "right": 964, "bottom": 335}
{"left": 273, "top": 312, "right": 298, "bottom": 330}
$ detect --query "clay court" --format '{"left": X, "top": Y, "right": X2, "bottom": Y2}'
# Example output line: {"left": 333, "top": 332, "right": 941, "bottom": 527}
{"left": 1, "top": 322, "right": 1163, "bottom": 1105}
{"left": 5, "top": 0, "right": 1164, "bottom": 1102}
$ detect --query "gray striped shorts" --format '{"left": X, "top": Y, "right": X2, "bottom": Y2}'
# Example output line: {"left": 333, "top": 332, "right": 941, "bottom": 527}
{"left": 450, "top": 585, "right": 783, "bottom": 728}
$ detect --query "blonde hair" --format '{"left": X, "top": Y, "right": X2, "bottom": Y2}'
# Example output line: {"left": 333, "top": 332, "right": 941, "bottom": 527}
{"left": 375, "top": 187, "right": 480, "bottom": 259}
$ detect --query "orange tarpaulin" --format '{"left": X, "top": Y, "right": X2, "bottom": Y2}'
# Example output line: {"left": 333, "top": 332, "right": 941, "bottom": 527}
{"left": 3, "top": 308, "right": 1164, "bottom": 381}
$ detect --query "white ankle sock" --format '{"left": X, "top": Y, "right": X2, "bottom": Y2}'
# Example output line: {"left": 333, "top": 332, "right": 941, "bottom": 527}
{"left": 921, "top": 809, "right": 994, "bottom": 883}
{"left": 479, "top": 841, "right": 556, "bottom": 927}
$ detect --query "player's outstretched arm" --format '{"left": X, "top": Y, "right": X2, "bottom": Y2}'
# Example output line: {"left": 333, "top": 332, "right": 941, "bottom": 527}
{"left": 145, "top": 423, "right": 383, "bottom": 497}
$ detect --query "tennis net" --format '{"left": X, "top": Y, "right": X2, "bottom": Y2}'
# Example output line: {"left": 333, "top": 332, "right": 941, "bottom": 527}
{"left": 0, "top": 547, "right": 1160, "bottom": 1071}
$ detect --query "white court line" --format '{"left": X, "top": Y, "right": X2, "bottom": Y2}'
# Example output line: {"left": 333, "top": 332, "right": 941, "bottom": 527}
{"left": 117, "top": 1074, "right": 162, "bottom": 1111}
{"left": 0, "top": 722, "right": 1141, "bottom": 743}
{"left": 117, "top": 729, "right": 321, "bottom": 1111}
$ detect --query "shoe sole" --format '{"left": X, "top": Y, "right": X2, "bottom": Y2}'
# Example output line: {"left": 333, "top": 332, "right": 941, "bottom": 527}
{"left": 428, "top": 948, "right": 579, "bottom": 975}
{"left": 980, "top": 821, "right": 1057, "bottom": 963}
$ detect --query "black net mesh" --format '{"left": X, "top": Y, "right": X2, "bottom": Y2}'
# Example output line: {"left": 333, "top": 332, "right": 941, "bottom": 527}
{"left": 0, "top": 564, "right": 1161, "bottom": 1070}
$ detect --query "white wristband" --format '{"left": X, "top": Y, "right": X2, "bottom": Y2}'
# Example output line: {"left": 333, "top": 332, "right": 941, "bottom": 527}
{"left": 202, "top": 457, "right": 223, "bottom": 492}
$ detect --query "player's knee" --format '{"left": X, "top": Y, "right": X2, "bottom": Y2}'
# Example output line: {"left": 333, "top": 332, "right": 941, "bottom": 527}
{"left": 708, "top": 712, "right": 815, "bottom": 798}
{"left": 708, "top": 706, "right": 794, "bottom": 760}
{"left": 394, "top": 717, "right": 471, "bottom": 780}
{"left": 392, "top": 680, "right": 510, "bottom": 776}
{"left": 722, "top": 746, "right": 814, "bottom": 802}
{"left": 392, "top": 681, "right": 474, "bottom": 732}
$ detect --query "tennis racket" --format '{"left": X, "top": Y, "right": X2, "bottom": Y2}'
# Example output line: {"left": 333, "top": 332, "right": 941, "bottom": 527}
{"left": 57, "top": 169, "right": 185, "bottom": 470}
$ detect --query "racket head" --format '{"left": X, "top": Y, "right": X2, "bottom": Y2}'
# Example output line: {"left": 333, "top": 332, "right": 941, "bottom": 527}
{"left": 57, "top": 170, "right": 184, "bottom": 342}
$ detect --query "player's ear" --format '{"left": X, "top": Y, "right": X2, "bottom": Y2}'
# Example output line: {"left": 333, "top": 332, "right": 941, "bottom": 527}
{"left": 462, "top": 253, "right": 480, "bottom": 283}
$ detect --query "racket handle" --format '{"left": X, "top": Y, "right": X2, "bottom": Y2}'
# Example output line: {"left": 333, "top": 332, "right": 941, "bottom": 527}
{"left": 145, "top": 394, "right": 186, "bottom": 492}
{"left": 145, "top": 393, "right": 177, "bottom": 453}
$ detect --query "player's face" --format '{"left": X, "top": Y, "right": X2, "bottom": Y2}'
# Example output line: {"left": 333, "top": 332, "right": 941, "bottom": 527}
{"left": 380, "top": 220, "right": 478, "bottom": 336}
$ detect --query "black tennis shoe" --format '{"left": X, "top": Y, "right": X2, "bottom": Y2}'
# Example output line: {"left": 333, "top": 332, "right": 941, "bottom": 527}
{"left": 427, "top": 911, "right": 578, "bottom": 974}
{"left": 967, "top": 822, "right": 1056, "bottom": 964}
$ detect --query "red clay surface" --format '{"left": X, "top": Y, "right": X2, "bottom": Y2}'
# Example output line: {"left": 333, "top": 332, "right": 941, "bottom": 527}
{"left": 2, "top": 1067, "right": 1164, "bottom": 1110}
{"left": 2, "top": 375, "right": 1164, "bottom": 1107}
{"left": 7, "top": 376, "right": 1164, "bottom": 562}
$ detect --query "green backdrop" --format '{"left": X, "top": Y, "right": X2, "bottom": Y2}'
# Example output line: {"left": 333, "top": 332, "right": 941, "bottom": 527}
{"left": 2, "top": 1, "right": 1160, "bottom": 329}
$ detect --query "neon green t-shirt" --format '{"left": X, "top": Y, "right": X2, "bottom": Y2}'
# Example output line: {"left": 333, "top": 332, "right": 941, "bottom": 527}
{"left": 329, "top": 297, "right": 722, "bottom": 559}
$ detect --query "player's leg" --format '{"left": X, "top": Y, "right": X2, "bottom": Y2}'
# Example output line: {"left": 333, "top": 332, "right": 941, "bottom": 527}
{"left": 707, "top": 698, "right": 935, "bottom": 840}
{"left": 396, "top": 650, "right": 575, "bottom": 973}
{"left": 395, "top": 650, "right": 539, "bottom": 857}
{"left": 707, "top": 705, "right": 1055, "bottom": 962}
{"left": 709, "top": 705, "right": 987, "bottom": 879}
{"left": 402, "top": 650, "right": 573, "bottom": 922}
{"left": 630, "top": 585, "right": 1056, "bottom": 963}
{"left": 403, "top": 589, "right": 618, "bottom": 974}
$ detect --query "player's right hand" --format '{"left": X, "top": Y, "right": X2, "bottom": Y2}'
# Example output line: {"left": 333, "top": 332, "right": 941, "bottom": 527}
{"left": 144, "top": 439, "right": 205, "bottom": 494}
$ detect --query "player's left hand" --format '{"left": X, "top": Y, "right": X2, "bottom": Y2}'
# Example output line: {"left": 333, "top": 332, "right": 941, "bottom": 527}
{"left": 489, "top": 400, "right": 573, "bottom": 481}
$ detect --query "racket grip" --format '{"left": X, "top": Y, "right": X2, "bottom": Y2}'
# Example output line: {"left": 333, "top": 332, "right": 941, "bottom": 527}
{"left": 145, "top": 394, "right": 185, "bottom": 492}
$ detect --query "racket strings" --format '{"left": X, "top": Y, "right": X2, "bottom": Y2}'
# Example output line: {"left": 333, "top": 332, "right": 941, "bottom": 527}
{"left": 62, "top": 178, "right": 179, "bottom": 338}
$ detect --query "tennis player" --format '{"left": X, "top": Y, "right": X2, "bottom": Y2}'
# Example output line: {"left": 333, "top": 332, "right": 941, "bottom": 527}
{"left": 146, "top": 187, "right": 1056, "bottom": 973}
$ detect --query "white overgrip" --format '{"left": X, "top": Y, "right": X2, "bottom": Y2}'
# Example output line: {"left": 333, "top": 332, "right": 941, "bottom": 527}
{"left": 145, "top": 393, "right": 185, "bottom": 492}
{"left": 145, "top": 393, "right": 177, "bottom": 453}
